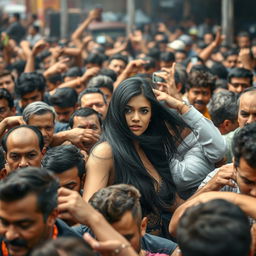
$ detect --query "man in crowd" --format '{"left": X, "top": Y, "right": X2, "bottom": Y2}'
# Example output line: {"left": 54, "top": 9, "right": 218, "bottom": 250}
{"left": 15, "top": 72, "right": 46, "bottom": 115}
{"left": 0, "top": 167, "right": 80, "bottom": 256}
{"left": 185, "top": 70, "right": 215, "bottom": 119}
{"left": 78, "top": 88, "right": 108, "bottom": 119}
{"left": 176, "top": 199, "right": 251, "bottom": 256}
{"left": 208, "top": 90, "right": 238, "bottom": 135}
{"left": 49, "top": 87, "right": 78, "bottom": 132}
{"left": 227, "top": 67, "right": 253, "bottom": 94}
{"left": 0, "top": 89, "right": 15, "bottom": 122}
{"left": 1, "top": 125, "right": 44, "bottom": 172}
{"left": 0, "top": 70, "right": 15, "bottom": 95}
{"left": 197, "top": 122, "right": 256, "bottom": 196}
{"left": 108, "top": 54, "right": 128, "bottom": 77}
{"left": 42, "top": 144, "right": 85, "bottom": 193}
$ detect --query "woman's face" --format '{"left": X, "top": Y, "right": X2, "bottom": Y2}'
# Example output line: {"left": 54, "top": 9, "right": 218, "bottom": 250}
{"left": 125, "top": 94, "right": 152, "bottom": 136}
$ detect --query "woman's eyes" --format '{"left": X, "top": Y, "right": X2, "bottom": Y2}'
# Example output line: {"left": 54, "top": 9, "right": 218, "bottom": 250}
{"left": 140, "top": 108, "right": 149, "bottom": 114}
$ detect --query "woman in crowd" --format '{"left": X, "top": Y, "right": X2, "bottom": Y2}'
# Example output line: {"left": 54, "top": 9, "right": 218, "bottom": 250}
{"left": 83, "top": 76, "right": 192, "bottom": 237}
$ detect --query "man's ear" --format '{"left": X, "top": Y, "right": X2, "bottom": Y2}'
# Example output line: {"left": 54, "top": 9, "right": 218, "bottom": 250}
{"left": 42, "top": 147, "right": 47, "bottom": 156}
{"left": 140, "top": 217, "right": 148, "bottom": 237}
{"left": 0, "top": 168, "right": 7, "bottom": 180}
{"left": 47, "top": 208, "right": 58, "bottom": 227}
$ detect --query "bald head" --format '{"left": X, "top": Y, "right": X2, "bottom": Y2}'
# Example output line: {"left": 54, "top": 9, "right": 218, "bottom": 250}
{"left": 2, "top": 125, "right": 44, "bottom": 172}
{"left": 238, "top": 90, "right": 256, "bottom": 127}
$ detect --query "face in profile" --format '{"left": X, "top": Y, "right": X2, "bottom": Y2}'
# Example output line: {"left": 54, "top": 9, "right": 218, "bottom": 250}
{"left": 125, "top": 94, "right": 152, "bottom": 136}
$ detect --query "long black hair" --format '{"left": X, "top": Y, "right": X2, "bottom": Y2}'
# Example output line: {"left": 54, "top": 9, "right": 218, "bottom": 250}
{"left": 103, "top": 77, "right": 189, "bottom": 216}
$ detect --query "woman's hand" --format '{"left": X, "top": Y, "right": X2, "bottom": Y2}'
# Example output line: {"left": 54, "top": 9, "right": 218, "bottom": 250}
{"left": 153, "top": 89, "right": 190, "bottom": 114}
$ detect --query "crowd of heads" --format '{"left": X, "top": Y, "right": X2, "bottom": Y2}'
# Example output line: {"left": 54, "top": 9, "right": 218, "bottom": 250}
{"left": 0, "top": 7, "right": 255, "bottom": 256}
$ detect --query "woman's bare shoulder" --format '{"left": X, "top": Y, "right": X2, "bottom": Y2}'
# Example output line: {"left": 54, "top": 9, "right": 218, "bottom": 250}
{"left": 90, "top": 142, "right": 113, "bottom": 160}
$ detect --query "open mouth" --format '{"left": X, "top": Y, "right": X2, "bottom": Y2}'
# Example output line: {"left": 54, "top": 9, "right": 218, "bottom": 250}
{"left": 130, "top": 125, "right": 142, "bottom": 131}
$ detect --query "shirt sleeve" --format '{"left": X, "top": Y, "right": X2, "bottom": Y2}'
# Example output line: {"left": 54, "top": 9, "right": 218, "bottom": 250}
{"left": 181, "top": 106, "right": 227, "bottom": 163}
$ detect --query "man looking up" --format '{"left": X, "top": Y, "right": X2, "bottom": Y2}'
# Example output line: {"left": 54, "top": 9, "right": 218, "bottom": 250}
{"left": 0, "top": 167, "right": 80, "bottom": 256}
{"left": 1, "top": 125, "right": 44, "bottom": 172}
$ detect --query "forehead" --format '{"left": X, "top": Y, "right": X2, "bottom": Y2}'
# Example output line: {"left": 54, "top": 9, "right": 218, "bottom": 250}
{"left": 0, "top": 98, "right": 9, "bottom": 107}
{"left": 112, "top": 211, "right": 139, "bottom": 234}
{"left": 73, "top": 114, "right": 100, "bottom": 125}
{"left": 231, "top": 77, "right": 251, "bottom": 84}
{"left": 238, "top": 158, "right": 256, "bottom": 181}
{"left": 0, "top": 194, "right": 41, "bottom": 220}
{"left": 81, "top": 93, "right": 104, "bottom": 104}
{"left": 6, "top": 129, "right": 41, "bottom": 151}
{"left": 189, "top": 87, "right": 211, "bottom": 93}
{"left": 110, "top": 59, "right": 126, "bottom": 66}
{"left": 54, "top": 166, "right": 80, "bottom": 182}
{"left": 22, "top": 90, "right": 41, "bottom": 99}
{"left": 239, "top": 93, "right": 256, "bottom": 111}
{"left": 54, "top": 106, "right": 74, "bottom": 114}
{"left": 0, "top": 75, "right": 13, "bottom": 82}
{"left": 28, "top": 112, "right": 54, "bottom": 125}
{"left": 127, "top": 94, "right": 151, "bottom": 107}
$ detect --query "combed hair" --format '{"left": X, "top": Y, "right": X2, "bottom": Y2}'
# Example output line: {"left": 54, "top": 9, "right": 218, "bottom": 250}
{"left": 23, "top": 101, "right": 56, "bottom": 123}
{"left": 0, "top": 167, "right": 59, "bottom": 220}
{"left": 227, "top": 67, "right": 253, "bottom": 86}
{"left": 69, "top": 107, "right": 102, "bottom": 128}
{"left": 49, "top": 87, "right": 78, "bottom": 108}
{"left": 89, "top": 184, "right": 142, "bottom": 225}
{"left": 232, "top": 122, "right": 256, "bottom": 168}
{"left": 109, "top": 54, "right": 128, "bottom": 65}
{"left": 102, "top": 77, "right": 189, "bottom": 216}
{"left": 78, "top": 88, "right": 107, "bottom": 105}
{"left": 208, "top": 90, "right": 238, "bottom": 126}
{"left": 42, "top": 144, "right": 85, "bottom": 178}
{"left": 177, "top": 199, "right": 251, "bottom": 256}
{"left": 88, "top": 75, "right": 114, "bottom": 93}
{"left": 15, "top": 72, "right": 46, "bottom": 97}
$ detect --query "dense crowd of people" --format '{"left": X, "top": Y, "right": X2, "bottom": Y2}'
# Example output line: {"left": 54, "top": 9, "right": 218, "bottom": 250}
{"left": 0, "top": 7, "right": 255, "bottom": 256}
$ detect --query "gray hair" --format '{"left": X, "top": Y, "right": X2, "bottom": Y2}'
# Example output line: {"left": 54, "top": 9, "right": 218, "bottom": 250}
{"left": 23, "top": 101, "right": 56, "bottom": 123}
{"left": 88, "top": 75, "right": 114, "bottom": 93}
{"left": 208, "top": 90, "right": 238, "bottom": 127}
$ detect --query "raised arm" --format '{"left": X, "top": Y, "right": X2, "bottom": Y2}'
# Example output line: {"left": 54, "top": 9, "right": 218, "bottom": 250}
{"left": 82, "top": 142, "right": 113, "bottom": 201}
{"left": 169, "top": 191, "right": 256, "bottom": 237}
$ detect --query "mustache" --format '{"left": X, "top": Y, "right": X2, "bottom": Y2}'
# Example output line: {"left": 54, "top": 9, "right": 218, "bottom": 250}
{"left": 194, "top": 100, "right": 205, "bottom": 105}
{"left": 3, "top": 237, "right": 28, "bottom": 247}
